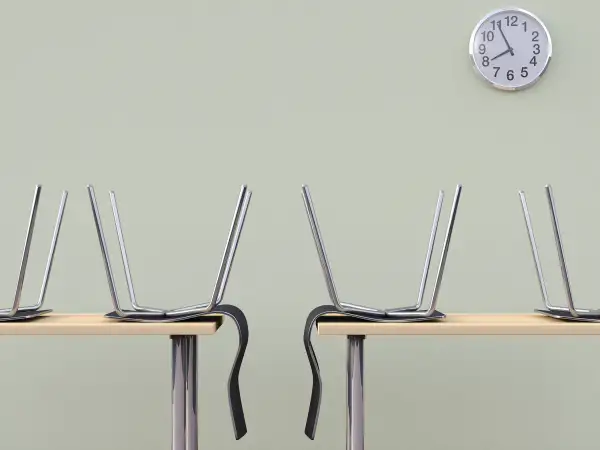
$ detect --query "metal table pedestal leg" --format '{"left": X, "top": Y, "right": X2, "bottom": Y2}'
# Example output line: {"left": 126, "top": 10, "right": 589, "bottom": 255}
{"left": 172, "top": 335, "right": 198, "bottom": 450}
{"left": 347, "top": 335, "right": 365, "bottom": 450}
{"left": 186, "top": 336, "right": 198, "bottom": 450}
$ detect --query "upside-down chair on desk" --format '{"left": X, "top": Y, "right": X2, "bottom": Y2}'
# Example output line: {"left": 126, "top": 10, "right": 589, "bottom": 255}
{"left": 87, "top": 183, "right": 252, "bottom": 449}
{"left": 300, "top": 184, "right": 463, "bottom": 450}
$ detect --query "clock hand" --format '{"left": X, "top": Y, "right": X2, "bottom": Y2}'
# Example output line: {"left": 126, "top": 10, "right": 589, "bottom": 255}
{"left": 498, "top": 23, "right": 515, "bottom": 56}
{"left": 490, "top": 48, "right": 512, "bottom": 61}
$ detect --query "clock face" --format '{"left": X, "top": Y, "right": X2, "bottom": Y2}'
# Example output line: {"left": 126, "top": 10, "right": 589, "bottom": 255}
{"left": 469, "top": 8, "right": 552, "bottom": 91}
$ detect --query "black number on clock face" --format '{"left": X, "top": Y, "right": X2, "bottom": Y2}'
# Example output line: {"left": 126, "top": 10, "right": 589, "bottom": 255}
{"left": 505, "top": 15, "right": 518, "bottom": 26}
{"left": 490, "top": 20, "right": 501, "bottom": 30}
{"left": 478, "top": 44, "right": 486, "bottom": 54}
{"left": 481, "top": 30, "right": 494, "bottom": 41}
{"left": 532, "top": 31, "right": 539, "bottom": 41}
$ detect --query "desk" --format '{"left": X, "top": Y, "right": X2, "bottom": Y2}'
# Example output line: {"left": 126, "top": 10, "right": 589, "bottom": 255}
{"left": 0, "top": 313, "right": 226, "bottom": 450}
{"left": 314, "top": 314, "right": 600, "bottom": 450}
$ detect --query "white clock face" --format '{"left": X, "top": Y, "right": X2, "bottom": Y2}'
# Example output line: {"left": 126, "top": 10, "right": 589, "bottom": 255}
{"left": 469, "top": 8, "right": 552, "bottom": 90}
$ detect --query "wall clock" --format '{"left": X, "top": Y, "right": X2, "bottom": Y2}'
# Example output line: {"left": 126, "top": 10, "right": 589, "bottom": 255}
{"left": 469, "top": 8, "right": 552, "bottom": 91}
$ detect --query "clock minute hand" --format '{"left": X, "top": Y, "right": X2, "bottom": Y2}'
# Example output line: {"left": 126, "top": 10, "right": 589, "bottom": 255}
{"left": 498, "top": 24, "right": 515, "bottom": 56}
{"left": 490, "top": 48, "right": 512, "bottom": 61}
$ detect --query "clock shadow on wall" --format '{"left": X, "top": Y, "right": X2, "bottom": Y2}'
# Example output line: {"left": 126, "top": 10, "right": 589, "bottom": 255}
{"left": 469, "top": 8, "right": 552, "bottom": 91}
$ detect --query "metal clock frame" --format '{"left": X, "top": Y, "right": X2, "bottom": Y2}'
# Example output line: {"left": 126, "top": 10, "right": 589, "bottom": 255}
{"left": 468, "top": 7, "right": 553, "bottom": 92}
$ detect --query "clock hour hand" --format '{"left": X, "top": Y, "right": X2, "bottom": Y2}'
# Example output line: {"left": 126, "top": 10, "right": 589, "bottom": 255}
{"left": 490, "top": 48, "right": 512, "bottom": 61}
{"left": 498, "top": 23, "right": 515, "bottom": 56}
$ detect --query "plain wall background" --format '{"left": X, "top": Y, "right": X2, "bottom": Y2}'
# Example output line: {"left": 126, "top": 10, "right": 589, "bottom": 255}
{"left": 0, "top": 0, "right": 598, "bottom": 449}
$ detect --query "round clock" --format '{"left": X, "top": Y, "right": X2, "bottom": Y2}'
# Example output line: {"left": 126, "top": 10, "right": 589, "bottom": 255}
{"left": 469, "top": 8, "right": 552, "bottom": 91}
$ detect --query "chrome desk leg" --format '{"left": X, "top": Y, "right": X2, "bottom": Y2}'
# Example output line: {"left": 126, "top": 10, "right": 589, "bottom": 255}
{"left": 172, "top": 336, "right": 187, "bottom": 450}
{"left": 347, "top": 336, "right": 365, "bottom": 450}
{"left": 172, "top": 336, "right": 198, "bottom": 450}
{"left": 186, "top": 336, "right": 198, "bottom": 450}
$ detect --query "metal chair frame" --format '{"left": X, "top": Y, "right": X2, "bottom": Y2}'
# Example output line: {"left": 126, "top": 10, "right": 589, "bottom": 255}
{"left": 301, "top": 184, "right": 462, "bottom": 318}
{"left": 87, "top": 184, "right": 251, "bottom": 319}
{"left": 520, "top": 184, "right": 600, "bottom": 319}
{"left": 0, "top": 185, "right": 68, "bottom": 320}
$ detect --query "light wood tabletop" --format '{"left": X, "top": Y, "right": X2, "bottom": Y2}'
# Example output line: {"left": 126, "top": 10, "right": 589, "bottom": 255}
{"left": 317, "top": 314, "right": 600, "bottom": 336}
{"left": 0, "top": 314, "right": 222, "bottom": 335}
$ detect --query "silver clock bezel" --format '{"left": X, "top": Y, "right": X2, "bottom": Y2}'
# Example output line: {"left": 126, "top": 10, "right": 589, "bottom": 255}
{"left": 468, "top": 7, "right": 553, "bottom": 91}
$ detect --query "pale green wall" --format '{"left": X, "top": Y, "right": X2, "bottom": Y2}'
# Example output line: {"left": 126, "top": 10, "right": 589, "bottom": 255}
{"left": 0, "top": 1, "right": 596, "bottom": 449}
